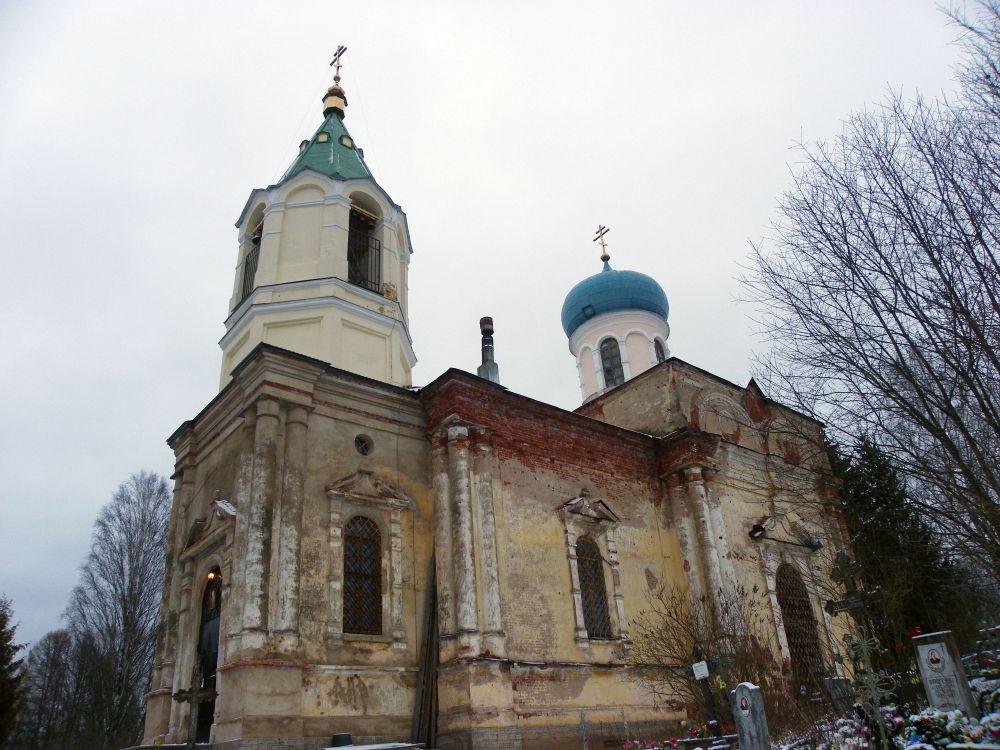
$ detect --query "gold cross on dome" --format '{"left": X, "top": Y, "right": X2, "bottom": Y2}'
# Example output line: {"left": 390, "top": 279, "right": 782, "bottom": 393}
{"left": 593, "top": 224, "right": 611, "bottom": 262}
{"left": 330, "top": 45, "right": 347, "bottom": 81}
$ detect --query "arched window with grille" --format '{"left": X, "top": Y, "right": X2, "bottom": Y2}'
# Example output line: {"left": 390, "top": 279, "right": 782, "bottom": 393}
{"left": 347, "top": 204, "right": 382, "bottom": 294}
{"left": 600, "top": 338, "right": 625, "bottom": 388}
{"left": 237, "top": 213, "right": 264, "bottom": 306}
{"left": 576, "top": 537, "right": 613, "bottom": 639}
{"left": 775, "top": 563, "right": 825, "bottom": 692}
{"left": 343, "top": 515, "right": 382, "bottom": 635}
{"left": 654, "top": 338, "right": 667, "bottom": 363}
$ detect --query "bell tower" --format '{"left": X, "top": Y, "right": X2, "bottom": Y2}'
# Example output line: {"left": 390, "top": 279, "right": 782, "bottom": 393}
{"left": 220, "top": 54, "right": 416, "bottom": 388}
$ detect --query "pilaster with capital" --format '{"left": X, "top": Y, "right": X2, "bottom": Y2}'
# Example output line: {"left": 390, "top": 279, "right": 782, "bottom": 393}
{"left": 153, "top": 472, "right": 185, "bottom": 695}
{"left": 684, "top": 466, "right": 725, "bottom": 622}
{"left": 162, "top": 458, "right": 197, "bottom": 697}
{"left": 241, "top": 397, "right": 280, "bottom": 650}
{"left": 703, "top": 469, "right": 740, "bottom": 595}
{"left": 447, "top": 425, "right": 480, "bottom": 654}
{"left": 225, "top": 405, "right": 257, "bottom": 657}
{"left": 472, "top": 428, "right": 505, "bottom": 656}
{"left": 168, "top": 558, "right": 195, "bottom": 740}
{"left": 430, "top": 432, "right": 457, "bottom": 657}
{"left": 274, "top": 403, "right": 311, "bottom": 651}
{"left": 666, "top": 472, "right": 706, "bottom": 609}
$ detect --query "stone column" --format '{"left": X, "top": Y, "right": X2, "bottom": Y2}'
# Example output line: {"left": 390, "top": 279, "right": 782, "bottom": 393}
{"left": 684, "top": 466, "right": 725, "bottom": 621}
{"left": 168, "top": 461, "right": 197, "bottom": 615}
{"left": 155, "top": 474, "right": 184, "bottom": 694}
{"left": 241, "top": 397, "right": 281, "bottom": 650}
{"left": 447, "top": 425, "right": 480, "bottom": 654}
{"left": 472, "top": 430, "right": 505, "bottom": 656}
{"left": 704, "top": 471, "right": 740, "bottom": 596}
{"left": 166, "top": 460, "right": 197, "bottom": 731}
{"left": 168, "top": 562, "right": 195, "bottom": 741}
{"left": 274, "top": 404, "right": 310, "bottom": 650}
{"left": 431, "top": 432, "right": 456, "bottom": 659}
{"left": 226, "top": 405, "right": 257, "bottom": 657}
{"left": 667, "top": 472, "right": 706, "bottom": 608}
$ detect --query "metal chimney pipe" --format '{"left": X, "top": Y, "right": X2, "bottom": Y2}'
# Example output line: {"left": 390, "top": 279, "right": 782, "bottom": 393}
{"left": 477, "top": 316, "right": 500, "bottom": 384}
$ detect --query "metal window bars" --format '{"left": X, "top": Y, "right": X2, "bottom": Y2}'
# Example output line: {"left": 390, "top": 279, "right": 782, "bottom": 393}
{"left": 576, "top": 537, "right": 613, "bottom": 639}
{"left": 343, "top": 516, "right": 382, "bottom": 635}
{"left": 776, "top": 564, "right": 826, "bottom": 690}
{"left": 600, "top": 338, "right": 625, "bottom": 387}
{"left": 238, "top": 241, "right": 260, "bottom": 305}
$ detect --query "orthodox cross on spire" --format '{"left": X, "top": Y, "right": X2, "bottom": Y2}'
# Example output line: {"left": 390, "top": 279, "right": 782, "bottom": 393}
{"left": 330, "top": 44, "right": 347, "bottom": 82}
{"left": 593, "top": 224, "right": 611, "bottom": 263}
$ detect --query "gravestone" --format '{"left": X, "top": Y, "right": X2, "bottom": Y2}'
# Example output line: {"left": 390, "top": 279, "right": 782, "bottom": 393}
{"left": 822, "top": 677, "right": 854, "bottom": 711}
{"left": 729, "top": 682, "right": 769, "bottom": 750}
{"left": 912, "top": 631, "right": 978, "bottom": 718}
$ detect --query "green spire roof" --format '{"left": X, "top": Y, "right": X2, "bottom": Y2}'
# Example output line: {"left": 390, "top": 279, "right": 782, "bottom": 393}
{"left": 281, "top": 113, "right": 373, "bottom": 183}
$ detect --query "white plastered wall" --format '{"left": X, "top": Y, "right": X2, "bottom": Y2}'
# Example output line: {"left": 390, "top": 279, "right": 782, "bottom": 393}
{"left": 568, "top": 310, "right": 670, "bottom": 402}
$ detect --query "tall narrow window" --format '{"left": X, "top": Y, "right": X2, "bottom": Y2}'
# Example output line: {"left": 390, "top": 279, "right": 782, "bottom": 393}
{"left": 343, "top": 515, "right": 382, "bottom": 635}
{"left": 654, "top": 338, "right": 667, "bottom": 363}
{"left": 576, "top": 537, "right": 612, "bottom": 639}
{"left": 348, "top": 208, "right": 382, "bottom": 293}
{"left": 600, "top": 338, "right": 625, "bottom": 388}
{"left": 196, "top": 568, "right": 223, "bottom": 743}
{"left": 775, "top": 564, "right": 824, "bottom": 692}
{"left": 238, "top": 227, "right": 261, "bottom": 304}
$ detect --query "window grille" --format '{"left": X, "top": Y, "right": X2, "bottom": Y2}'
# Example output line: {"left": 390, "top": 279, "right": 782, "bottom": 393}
{"left": 775, "top": 564, "right": 825, "bottom": 690}
{"left": 576, "top": 537, "right": 613, "bottom": 639}
{"left": 348, "top": 209, "right": 382, "bottom": 294}
{"left": 344, "top": 515, "right": 382, "bottom": 635}
{"left": 600, "top": 338, "right": 625, "bottom": 387}
{"left": 238, "top": 233, "right": 261, "bottom": 304}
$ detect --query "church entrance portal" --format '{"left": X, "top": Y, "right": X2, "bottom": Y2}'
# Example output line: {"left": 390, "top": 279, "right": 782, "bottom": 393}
{"left": 195, "top": 568, "right": 222, "bottom": 743}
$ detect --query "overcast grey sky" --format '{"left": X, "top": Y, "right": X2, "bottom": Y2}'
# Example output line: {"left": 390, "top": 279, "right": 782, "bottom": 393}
{"left": 0, "top": 1, "right": 966, "bottom": 648}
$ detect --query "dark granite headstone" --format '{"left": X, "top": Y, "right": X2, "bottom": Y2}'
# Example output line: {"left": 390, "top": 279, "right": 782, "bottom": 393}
{"left": 730, "top": 682, "right": 770, "bottom": 750}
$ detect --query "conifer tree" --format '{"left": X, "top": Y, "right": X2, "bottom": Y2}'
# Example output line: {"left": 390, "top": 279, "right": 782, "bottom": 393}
{"left": 835, "top": 438, "right": 987, "bottom": 671}
{"left": 0, "top": 596, "right": 25, "bottom": 745}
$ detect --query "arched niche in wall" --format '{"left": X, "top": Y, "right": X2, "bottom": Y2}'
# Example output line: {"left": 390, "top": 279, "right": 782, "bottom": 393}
{"left": 693, "top": 392, "right": 764, "bottom": 452}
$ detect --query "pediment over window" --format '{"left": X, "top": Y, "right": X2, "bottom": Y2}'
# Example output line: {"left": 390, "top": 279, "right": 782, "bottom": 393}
{"left": 181, "top": 497, "right": 237, "bottom": 558}
{"left": 557, "top": 489, "right": 620, "bottom": 526}
{"left": 326, "top": 470, "right": 414, "bottom": 510}
{"left": 184, "top": 518, "right": 207, "bottom": 550}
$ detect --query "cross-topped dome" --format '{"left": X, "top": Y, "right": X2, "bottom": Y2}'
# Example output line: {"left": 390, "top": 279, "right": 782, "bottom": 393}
{"left": 560, "top": 261, "right": 669, "bottom": 338}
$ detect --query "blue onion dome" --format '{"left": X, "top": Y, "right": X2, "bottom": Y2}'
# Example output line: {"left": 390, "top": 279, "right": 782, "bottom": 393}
{"left": 561, "top": 261, "right": 669, "bottom": 338}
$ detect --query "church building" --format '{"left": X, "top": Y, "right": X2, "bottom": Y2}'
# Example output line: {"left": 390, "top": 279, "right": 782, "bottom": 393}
{"left": 140, "top": 62, "right": 853, "bottom": 750}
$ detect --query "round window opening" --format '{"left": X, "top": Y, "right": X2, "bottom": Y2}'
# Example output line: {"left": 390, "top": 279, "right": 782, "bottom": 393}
{"left": 355, "top": 434, "right": 373, "bottom": 456}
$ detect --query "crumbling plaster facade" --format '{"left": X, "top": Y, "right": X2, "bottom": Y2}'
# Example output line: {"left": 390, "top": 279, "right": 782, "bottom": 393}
{"left": 143, "top": 343, "right": 853, "bottom": 750}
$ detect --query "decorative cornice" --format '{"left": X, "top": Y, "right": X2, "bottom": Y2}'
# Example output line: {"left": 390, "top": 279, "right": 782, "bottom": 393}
{"left": 658, "top": 428, "right": 721, "bottom": 478}
{"left": 220, "top": 279, "right": 416, "bottom": 366}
